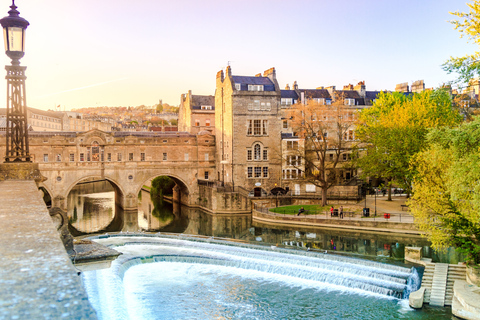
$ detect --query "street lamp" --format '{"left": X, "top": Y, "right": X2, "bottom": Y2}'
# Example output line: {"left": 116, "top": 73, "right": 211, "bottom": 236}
{"left": 0, "top": 0, "right": 30, "bottom": 162}
{"left": 274, "top": 183, "right": 278, "bottom": 208}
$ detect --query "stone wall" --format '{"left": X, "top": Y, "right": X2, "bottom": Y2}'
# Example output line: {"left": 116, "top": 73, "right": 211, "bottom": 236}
{"left": 199, "top": 185, "right": 251, "bottom": 213}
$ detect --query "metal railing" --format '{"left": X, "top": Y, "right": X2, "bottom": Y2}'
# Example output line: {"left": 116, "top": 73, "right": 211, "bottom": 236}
{"left": 253, "top": 203, "right": 414, "bottom": 223}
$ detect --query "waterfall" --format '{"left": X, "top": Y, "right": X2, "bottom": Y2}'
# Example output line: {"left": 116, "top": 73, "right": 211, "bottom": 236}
{"left": 91, "top": 235, "right": 420, "bottom": 300}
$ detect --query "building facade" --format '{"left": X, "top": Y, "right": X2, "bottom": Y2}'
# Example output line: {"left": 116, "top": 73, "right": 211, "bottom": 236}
{"left": 178, "top": 91, "right": 215, "bottom": 134}
{"left": 214, "top": 67, "right": 283, "bottom": 195}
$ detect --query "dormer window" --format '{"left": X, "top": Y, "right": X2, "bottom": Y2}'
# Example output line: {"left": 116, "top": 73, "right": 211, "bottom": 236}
{"left": 248, "top": 85, "right": 264, "bottom": 91}
{"left": 344, "top": 98, "right": 355, "bottom": 106}
{"left": 235, "top": 83, "right": 241, "bottom": 91}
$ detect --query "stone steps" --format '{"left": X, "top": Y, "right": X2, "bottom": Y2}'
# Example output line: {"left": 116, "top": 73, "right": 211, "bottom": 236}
{"left": 421, "top": 262, "right": 466, "bottom": 307}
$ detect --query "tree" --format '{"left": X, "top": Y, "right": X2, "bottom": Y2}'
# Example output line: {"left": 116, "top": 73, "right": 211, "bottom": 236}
{"left": 156, "top": 102, "right": 163, "bottom": 113}
{"left": 355, "top": 90, "right": 461, "bottom": 199}
{"left": 443, "top": 0, "right": 480, "bottom": 85}
{"left": 285, "top": 96, "right": 356, "bottom": 206}
{"left": 409, "top": 117, "right": 480, "bottom": 265}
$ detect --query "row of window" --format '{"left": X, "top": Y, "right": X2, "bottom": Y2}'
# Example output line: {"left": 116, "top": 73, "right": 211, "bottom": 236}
{"left": 42, "top": 152, "right": 211, "bottom": 162}
{"left": 247, "top": 100, "right": 271, "bottom": 111}
{"left": 281, "top": 98, "right": 294, "bottom": 105}
{"left": 283, "top": 169, "right": 303, "bottom": 179}
{"left": 32, "top": 121, "right": 61, "bottom": 129}
{"left": 247, "top": 120, "right": 268, "bottom": 136}
{"left": 32, "top": 114, "right": 60, "bottom": 123}
{"left": 194, "top": 119, "right": 211, "bottom": 126}
{"left": 234, "top": 83, "right": 265, "bottom": 92}
{"left": 247, "top": 166, "right": 269, "bottom": 178}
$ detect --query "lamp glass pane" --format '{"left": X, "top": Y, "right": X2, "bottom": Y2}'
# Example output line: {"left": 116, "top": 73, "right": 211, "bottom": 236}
{"left": 7, "top": 27, "right": 23, "bottom": 52}
{"left": 2, "top": 28, "right": 7, "bottom": 52}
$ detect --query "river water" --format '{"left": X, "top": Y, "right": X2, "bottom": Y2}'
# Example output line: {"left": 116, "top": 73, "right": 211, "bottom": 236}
{"left": 69, "top": 180, "right": 458, "bottom": 319}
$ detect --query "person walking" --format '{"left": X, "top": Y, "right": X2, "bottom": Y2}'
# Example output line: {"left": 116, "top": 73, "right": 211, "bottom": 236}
{"left": 339, "top": 206, "right": 343, "bottom": 219}
{"left": 330, "top": 206, "right": 334, "bottom": 217}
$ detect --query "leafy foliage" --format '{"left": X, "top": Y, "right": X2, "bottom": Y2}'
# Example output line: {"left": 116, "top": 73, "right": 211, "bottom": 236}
{"left": 443, "top": 1, "right": 480, "bottom": 85}
{"left": 409, "top": 117, "right": 480, "bottom": 265}
{"left": 355, "top": 90, "right": 462, "bottom": 196}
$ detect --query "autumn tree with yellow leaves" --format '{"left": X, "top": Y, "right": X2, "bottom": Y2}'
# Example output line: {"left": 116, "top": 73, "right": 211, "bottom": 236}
{"left": 409, "top": 118, "right": 480, "bottom": 265}
{"left": 355, "top": 90, "right": 462, "bottom": 199}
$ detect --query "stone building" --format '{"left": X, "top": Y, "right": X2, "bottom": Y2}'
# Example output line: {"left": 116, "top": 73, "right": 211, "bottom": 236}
{"left": 214, "top": 67, "right": 283, "bottom": 195}
{"left": 66, "top": 112, "right": 113, "bottom": 132}
{"left": 27, "top": 107, "right": 68, "bottom": 131}
{"left": 178, "top": 91, "right": 215, "bottom": 134}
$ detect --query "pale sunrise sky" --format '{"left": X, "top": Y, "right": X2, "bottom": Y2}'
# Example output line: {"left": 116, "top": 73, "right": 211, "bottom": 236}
{"left": 0, "top": 0, "right": 476, "bottom": 111}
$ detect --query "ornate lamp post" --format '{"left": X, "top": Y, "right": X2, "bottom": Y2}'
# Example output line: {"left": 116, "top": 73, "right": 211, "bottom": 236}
{"left": 0, "top": 0, "right": 30, "bottom": 162}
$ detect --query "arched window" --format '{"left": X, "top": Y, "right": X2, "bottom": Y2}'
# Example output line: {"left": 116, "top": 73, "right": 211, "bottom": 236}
{"left": 254, "top": 143, "right": 261, "bottom": 160}
{"left": 91, "top": 141, "right": 100, "bottom": 161}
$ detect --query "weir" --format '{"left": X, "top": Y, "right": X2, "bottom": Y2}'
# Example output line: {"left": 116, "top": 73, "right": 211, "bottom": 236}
{"left": 88, "top": 235, "right": 419, "bottom": 299}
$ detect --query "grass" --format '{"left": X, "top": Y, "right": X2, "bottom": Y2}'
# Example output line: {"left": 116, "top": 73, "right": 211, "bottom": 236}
{"left": 269, "top": 204, "right": 330, "bottom": 215}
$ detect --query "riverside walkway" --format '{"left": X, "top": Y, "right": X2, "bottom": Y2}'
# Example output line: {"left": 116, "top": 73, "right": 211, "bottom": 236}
{"left": 0, "top": 180, "right": 96, "bottom": 319}
{"left": 253, "top": 195, "right": 421, "bottom": 234}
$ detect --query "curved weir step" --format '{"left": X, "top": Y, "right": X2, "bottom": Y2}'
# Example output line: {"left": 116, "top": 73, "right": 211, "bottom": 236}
{"left": 89, "top": 235, "right": 420, "bottom": 300}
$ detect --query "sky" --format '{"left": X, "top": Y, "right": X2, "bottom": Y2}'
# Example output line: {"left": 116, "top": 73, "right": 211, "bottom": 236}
{"left": 0, "top": 0, "right": 477, "bottom": 111}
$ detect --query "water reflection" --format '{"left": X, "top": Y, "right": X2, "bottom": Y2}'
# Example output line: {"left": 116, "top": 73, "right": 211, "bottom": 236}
{"left": 67, "top": 180, "right": 115, "bottom": 234}
{"left": 66, "top": 180, "right": 463, "bottom": 263}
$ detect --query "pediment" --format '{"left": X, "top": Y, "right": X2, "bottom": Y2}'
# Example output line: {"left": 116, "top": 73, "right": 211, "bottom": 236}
{"left": 78, "top": 129, "right": 113, "bottom": 145}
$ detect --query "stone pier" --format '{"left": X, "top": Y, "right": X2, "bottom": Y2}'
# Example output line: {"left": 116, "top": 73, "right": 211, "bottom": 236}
{"left": 0, "top": 180, "right": 96, "bottom": 319}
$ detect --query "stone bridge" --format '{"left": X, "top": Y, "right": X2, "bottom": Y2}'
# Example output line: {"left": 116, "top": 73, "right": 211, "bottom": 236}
{"left": 0, "top": 130, "right": 216, "bottom": 211}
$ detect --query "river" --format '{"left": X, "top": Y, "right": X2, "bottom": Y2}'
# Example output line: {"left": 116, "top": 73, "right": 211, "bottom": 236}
{"left": 66, "top": 180, "right": 462, "bottom": 264}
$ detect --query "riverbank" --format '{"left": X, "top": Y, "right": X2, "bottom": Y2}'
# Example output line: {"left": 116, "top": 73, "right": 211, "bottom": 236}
{"left": 253, "top": 195, "right": 422, "bottom": 235}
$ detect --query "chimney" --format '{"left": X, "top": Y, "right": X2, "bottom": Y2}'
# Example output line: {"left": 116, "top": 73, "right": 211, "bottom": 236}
{"left": 395, "top": 82, "right": 409, "bottom": 93}
{"left": 285, "top": 84, "right": 290, "bottom": 90}
{"left": 293, "top": 81, "right": 298, "bottom": 90}
{"left": 411, "top": 80, "right": 425, "bottom": 93}
{"left": 354, "top": 81, "right": 366, "bottom": 97}
{"left": 226, "top": 66, "right": 232, "bottom": 77}
{"left": 263, "top": 67, "right": 276, "bottom": 78}
{"left": 216, "top": 70, "right": 224, "bottom": 82}
{"left": 326, "top": 86, "right": 336, "bottom": 96}
{"left": 316, "top": 86, "right": 324, "bottom": 90}
{"left": 343, "top": 84, "right": 354, "bottom": 90}
{"left": 263, "top": 67, "right": 280, "bottom": 91}
{"left": 255, "top": 73, "right": 262, "bottom": 77}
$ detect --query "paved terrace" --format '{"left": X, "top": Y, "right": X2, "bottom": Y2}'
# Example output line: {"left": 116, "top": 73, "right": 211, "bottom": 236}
{"left": 253, "top": 195, "right": 420, "bottom": 234}
{"left": 0, "top": 180, "right": 96, "bottom": 319}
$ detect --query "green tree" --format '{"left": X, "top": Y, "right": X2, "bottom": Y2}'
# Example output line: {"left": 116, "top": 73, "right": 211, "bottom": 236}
{"left": 150, "top": 176, "right": 175, "bottom": 201}
{"left": 443, "top": 0, "right": 480, "bottom": 85}
{"left": 156, "top": 102, "right": 163, "bottom": 113}
{"left": 355, "top": 90, "right": 461, "bottom": 199}
{"left": 409, "top": 117, "right": 480, "bottom": 265}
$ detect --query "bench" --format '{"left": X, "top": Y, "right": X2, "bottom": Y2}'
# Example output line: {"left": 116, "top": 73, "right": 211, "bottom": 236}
{"left": 297, "top": 210, "right": 309, "bottom": 216}
{"left": 401, "top": 205, "right": 408, "bottom": 211}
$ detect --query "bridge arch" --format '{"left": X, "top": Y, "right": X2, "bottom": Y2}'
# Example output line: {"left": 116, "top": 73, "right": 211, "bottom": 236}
{"left": 64, "top": 176, "right": 127, "bottom": 236}
{"left": 136, "top": 172, "right": 193, "bottom": 206}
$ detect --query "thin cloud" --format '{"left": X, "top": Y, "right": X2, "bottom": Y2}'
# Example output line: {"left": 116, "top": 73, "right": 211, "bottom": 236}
{"left": 36, "top": 77, "right": 129, "bottom": 99}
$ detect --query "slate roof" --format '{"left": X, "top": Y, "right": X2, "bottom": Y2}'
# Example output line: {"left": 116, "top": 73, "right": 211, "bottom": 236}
{"left": 232, "top": 76, "right": 276, "bottom": 91}
{"left": 281, "top": 90, "right": 299, "bottom": 99}
{"left": 365, "top": 91, "right": 382, "bottom": 104}
{"left": 191, "top": 95, "right": 215, "bottom": 108}
{"left": 298, "top": 89, "right": 331, "bottom": 99}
